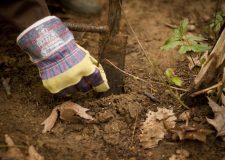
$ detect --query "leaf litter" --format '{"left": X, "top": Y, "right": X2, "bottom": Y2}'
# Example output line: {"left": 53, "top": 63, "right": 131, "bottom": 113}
{"left": 41, "top": 101, "right": 94, "bottom": 133}
{"left": 0, "top": 134, "right": 44, "bottom": 160}
{"left": 170, "top": 125, "right": 213, "bottom": 142}
{"left": 139, "top": 107, "right": 177, "bottom": 148}
{"left": 140, "top": 107, "right": 213, "bottom": 148}
{"left": 207, "top": 96, "right": 225, "bottom": 136}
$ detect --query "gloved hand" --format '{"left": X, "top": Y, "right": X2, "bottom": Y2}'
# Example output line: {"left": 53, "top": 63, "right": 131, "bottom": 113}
{"left": 17, "top": 16, "right": 109, "bottom": 95}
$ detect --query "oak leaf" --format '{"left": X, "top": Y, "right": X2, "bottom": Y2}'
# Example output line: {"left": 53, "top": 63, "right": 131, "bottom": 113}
{"left": 139, "top": 107, "right": 177, "bottom": 148}
{"left": 207, "top": 97, "right": 225, "bottom": 136}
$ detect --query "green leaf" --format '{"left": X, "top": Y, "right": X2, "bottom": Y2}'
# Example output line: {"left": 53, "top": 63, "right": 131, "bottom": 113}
{"left": 191, "top": 44, "right": 211, "bottom": 53}
{"left": 165, "top": 68, "right": 174, "bottom": 78}
{"left": 178, "top": 45, "right": 193, "bottom": 54}
{"left": 161, "top": 40, "right": 182, "bottom": 50}
{"left": 171, "top": 76, "right": 183, "bottom": 87}
{"left": 184, "top": 34, "right": 206, "bottom": 42}
{"left": 178, "top": 18, "right": 189, "bottom": 37}
{"left": 178, "top": 44, "right": 210, "bottom": 54}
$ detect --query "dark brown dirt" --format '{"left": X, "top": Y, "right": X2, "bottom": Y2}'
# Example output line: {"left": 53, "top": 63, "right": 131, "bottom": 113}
{"left": 1, "top": 0, "right": 225, "bottom": 160}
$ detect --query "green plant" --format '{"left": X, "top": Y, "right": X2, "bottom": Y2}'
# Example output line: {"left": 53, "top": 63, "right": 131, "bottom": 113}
{"left": 210, "top": 10, "right": 225, "bottom": 32}
{"left": 165, "top": 68, "right": 183, "bottom": 87}
{"left": 161, "top": 19, "right": 210, "bottom": 54}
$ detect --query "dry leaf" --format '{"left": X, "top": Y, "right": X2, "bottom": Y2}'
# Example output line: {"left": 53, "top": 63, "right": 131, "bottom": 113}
{"left": 179, "top": 111, "right": 191, "bottom": 121}
{"left": 179, "top": 110, "right": 191, "bottom": 126}
{"left": 169, "top": 149, "right": 190, "bottom": 160}
{"left": 4, "top": 134, "right": 25, "bottom": 159}
{"left": 41, "top": 101, "right": 94, "bottom": 133}
{"left": 187, "top": 51, "right": 208, "bottom": 70}
{"left": 58, "top": 101, "right": 94, "bottom": 121}
{"left": 2, "top": 135, "right": 44, "bottom": 160}
{"left": 170, "top": 125, "right": 213, "bottom": 142}
{"left": 27, "top": 145, "right": 44, "bottom": 160}
{"left": 41, "top": 108, "right": 58, "bottom": 133}
{"left": 187, "top": 56, "right": 200, "bottom": 70}
{"left": 139, "top": 107, "right": 177, "bottom": 148}
{"left": 207, "top": 97, "right": 225, "bottom": 136}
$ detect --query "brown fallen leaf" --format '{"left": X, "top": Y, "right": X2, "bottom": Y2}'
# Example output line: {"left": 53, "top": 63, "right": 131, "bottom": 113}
{"left": 170, "top": 125, "right": 213, "bottom": 142}
{"left": 41, "top": 101, "right": 94, "bottom": 133}
{"left": 186, "top": 51, "right": 208, "bottom": 70}
{"left": 59, "top": 101, "right": 94, "bottom": 121}
{"left": 3, "top": 134, "right": 25, "bottom": 159}
{"left": 139, "top": 107, "right": 177, "bottom": 148}
{"left": 1, "top": 135, "right": 44, "bottom": 160}
{"left": 41, "top": 108, "right": 58, "bottom": 133}
{"left": 169, "top": 149, "right": 190, "bottom": 160}
{"left": 207, "top": 97, "right": 225, "bottom": 136}
{"left": 179, "top": 110, "right": 191, "bottom": 126}
{"left": 27, "top": 145, "right": 44, "bottom": 160}
{"left": 187, "top": 55, "right": 200, "bottom": 70}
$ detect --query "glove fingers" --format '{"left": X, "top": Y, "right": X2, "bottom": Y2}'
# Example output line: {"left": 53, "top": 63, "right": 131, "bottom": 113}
{"left": 58, "top": 78, "right": 91, "bottom": 96}
{"left": 57, "top": 85, "right": 77, "bottom": 97}
{"left": 85, "top": 68, "right": 104, "bottom": 86}
{"left": 75, "top": 78, "right": 92, "bottom": 92}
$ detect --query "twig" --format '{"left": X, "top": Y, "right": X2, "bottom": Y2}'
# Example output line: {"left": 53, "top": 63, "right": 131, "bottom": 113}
{"left": 0, "top": 144, "right": 27, "bottom": 149}
{"left": 144, "top": 91, "right": 159, "bottom": 103}
{"left": 105, "top": 59, "right": 147, "bottom": 83}
{"left": 148, "top": 79, "right": 188, "bottom": 92}
{"left": 105, "top": 59, "right": 187, "bottom": 92}
{"left": 190, "top": 81, "right": 223, "bottom": 97}
{"left": 120, "top": 3, "right": 189, "bottom": 109}
{"left": 163, "top": 23, "right": 177, "bottom": 29}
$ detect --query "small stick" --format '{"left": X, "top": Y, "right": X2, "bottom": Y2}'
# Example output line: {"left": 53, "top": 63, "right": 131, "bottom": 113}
{"left": 148, "top": 79, "right": 188, "bottom": 92}
{"left": 144, "top": 91, "right": 160, "bottom": 103}
{"left": 163, "top": 23, "right": 177, "bottom": 29}
{"left": 105, "top": 59, "right": 187, "bottom": 92}
{"left": 0, "top": 144, "right": 27, "bottom": 149}
{"left": 105, "top": 59, "right": 147, "bottom": 83}
{"left": 190, "top": 81, "right": 223, "bottom": 97}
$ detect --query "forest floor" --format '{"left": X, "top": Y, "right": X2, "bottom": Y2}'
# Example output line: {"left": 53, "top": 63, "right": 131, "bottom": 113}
{"left": 1, "top": 0, "right": 225, "bottom": 159}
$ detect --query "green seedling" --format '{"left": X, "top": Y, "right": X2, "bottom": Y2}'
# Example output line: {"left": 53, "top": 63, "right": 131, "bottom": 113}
{"left": 165, "top": 68, "right": 183, "bottom": 87}
{"left": 161, "top": 19, "right": 210, "bottom": 54}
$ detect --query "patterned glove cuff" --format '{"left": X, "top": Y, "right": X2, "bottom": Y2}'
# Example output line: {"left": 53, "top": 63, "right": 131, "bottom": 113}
{"left": 17, "top": 16, "right": 75, "bottom": 63}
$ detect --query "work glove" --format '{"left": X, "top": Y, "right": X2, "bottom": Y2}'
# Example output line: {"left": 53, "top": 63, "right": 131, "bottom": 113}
{"left": 17, "top": 16, "right": 109, "bottom": 95}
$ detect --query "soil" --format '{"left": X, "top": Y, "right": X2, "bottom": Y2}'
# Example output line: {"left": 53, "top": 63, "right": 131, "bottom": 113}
{"left": 0, "top": 0, "right": 225, "bottom": 160}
